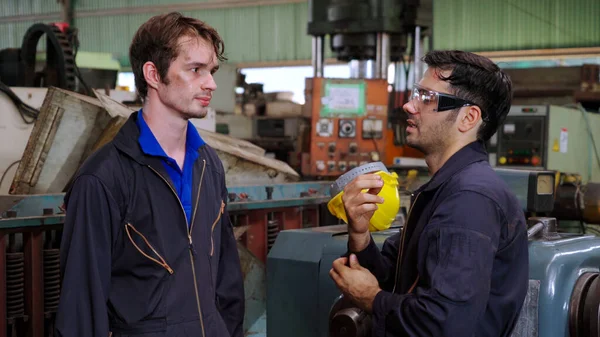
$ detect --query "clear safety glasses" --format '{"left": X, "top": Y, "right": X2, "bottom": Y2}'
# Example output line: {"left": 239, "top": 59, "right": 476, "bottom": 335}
{"left": 410, "top": 85, "right": 482, "bottom": 116}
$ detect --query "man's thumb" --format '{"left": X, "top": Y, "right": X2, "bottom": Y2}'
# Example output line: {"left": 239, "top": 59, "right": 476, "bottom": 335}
{"left": 349, "top": 254, "right": 360, "bottom": 268}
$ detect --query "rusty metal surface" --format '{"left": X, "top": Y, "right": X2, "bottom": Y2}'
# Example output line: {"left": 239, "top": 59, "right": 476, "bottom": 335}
{"left": 10, "top": 101, "right": 65, "bottom": 194}
{"left": 6, "top": 252, "right": 25, "bottom": 320}
{"left": 549, "top": 181, "right": 600, "bottom": 225}
{"left": 0, "top": 234, "right": 6, "bottom": 336}
{"left": 10, "top": 87, "right": 111, "bottom": 195}
{"left": 584, "top": 183, "right": 600, "bottom": 224}
{"left": 1, "top": 181, "right": 332, "bottom": 228}
{"left": 23, "top": 230, "right": 43, "bottom": 337}
{"left": 227, "top": 181, "right": 330, "bottom": 211}
{"left": 43, "top": 249, "right": 60, "bottom": 314}
{"left": 553, "top": 182, "right": 582, "bottom": 221}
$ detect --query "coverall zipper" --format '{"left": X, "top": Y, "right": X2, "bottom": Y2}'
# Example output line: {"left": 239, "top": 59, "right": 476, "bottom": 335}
{"left": 148, "top": 160, "right": 207, "bottom": 337}
{"left": 392, "top": 192, "right": 421, "bottom": 294}
{"left": 210, "top": 202, "right": 225, "bottom": 256}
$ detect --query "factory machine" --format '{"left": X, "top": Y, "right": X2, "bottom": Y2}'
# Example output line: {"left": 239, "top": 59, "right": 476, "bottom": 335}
{"left": 495, "top": 104, "right": 600, "bottom": 183}
{"left": 494, "top": 104, "right": 600, "bottom": 233}
{"left": 301, "top": 0, "right": 431, "bottom": 177}
{"left": 267, "top": 168, "right": 600, "bottom": 337}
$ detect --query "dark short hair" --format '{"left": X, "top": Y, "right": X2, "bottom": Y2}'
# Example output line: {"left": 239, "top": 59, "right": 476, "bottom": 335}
{"left": 423, "top": 50, "right": 513, "bottom": 141}
{"left": 129, "top": 12, "right": 226, "bottom": 99}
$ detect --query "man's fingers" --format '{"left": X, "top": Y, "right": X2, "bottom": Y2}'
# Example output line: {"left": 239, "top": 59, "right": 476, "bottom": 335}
{"left": 332, "top": 257, "right": 348, "bottom": 273}
{"left": 329, "top": 268, "right": 343, "bottom": 286}
{"left": 366, "top": 186, "right": 383, "bottom": 195}
{"left": 348, "top": 204, "right": 379, "bottom": 219}
{"left": 354, "top": 192, "right": 385, "bottom": 205}
{"left": 343, "top": 191, "right": 384, "bottom": 211}
{"left": 345, "top": 176, "right": 384, "bottom": 195}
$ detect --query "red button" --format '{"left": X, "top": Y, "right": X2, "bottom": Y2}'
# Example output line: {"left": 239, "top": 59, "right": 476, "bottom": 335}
{"left": 531, "top": 156, "right": 540, "bottom": 166}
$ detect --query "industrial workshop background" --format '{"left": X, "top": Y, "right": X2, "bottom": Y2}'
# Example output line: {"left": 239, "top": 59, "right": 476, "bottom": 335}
{"left": 1, "top": 1, "right": 600, "bottom": 337}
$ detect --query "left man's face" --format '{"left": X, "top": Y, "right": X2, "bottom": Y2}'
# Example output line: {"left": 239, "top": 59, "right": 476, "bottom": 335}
{"left": 157, "top": 35, "right": 219, "bottom": 119}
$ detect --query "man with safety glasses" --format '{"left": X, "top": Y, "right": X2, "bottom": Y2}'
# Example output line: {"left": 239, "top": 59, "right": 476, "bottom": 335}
{"left": 331, "top": 50, "right": 528, "bottom": 336}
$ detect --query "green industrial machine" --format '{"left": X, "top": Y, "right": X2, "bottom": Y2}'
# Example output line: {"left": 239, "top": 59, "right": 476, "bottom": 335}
{"left": 496, "top": 105, "right": 600, "bottom": 183}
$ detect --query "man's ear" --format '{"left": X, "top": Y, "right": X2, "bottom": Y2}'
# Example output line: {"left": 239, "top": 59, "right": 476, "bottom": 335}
{"left": 458, "top": 105, "right": 482, "bottom": 133}
{"left": 142, "top": 61, "right": 161, "bottom": 91}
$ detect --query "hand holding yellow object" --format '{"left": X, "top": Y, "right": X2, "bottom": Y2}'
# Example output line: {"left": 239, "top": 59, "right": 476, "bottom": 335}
{"left": 328, "top": 162, "right": 400, "bottom": 232}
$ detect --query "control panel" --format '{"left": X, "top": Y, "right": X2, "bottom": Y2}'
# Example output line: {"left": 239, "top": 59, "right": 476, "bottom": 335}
{"left": 302, "top": 78, "right": 388, "bottom": 177}
{"left": 496, "top": 115, "right": 546, "bottom": 167}
{"left": 496, "top": 105, "right": 553, "bottom": 169}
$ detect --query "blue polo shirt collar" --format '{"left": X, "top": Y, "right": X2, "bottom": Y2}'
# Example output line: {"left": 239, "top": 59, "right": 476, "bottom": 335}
{"left": 136, "top": 109, "right": 205, "bottom": 166}
{"left": 135, "top": 109, "right": 206, "bottom": 227}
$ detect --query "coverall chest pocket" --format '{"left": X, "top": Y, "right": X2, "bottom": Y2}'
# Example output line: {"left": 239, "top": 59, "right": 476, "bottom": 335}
{"left": 209, "top": 200, "right": 226, "bottom": 257}
{"left": 124, "top": 222, "right": 174, "bottom": 275}
{"left": 207, "top": 199, "right": 226, "bottom": 291}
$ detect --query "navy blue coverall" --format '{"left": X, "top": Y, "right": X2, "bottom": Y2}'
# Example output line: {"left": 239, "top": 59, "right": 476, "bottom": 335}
{"left": 353, "top": 141, "right": 529, "bottom": 337}
{"left": 55, "top": 111, "right": 245, "bottom": 337}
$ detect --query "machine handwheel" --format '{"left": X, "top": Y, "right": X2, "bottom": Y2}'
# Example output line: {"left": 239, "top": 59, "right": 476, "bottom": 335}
{"left": 329, "top": 295, "right": 372, "bottom": 337}
{"left": 584, "top": 275, "right": 600, "bottom": 337}
{"left": 570, "top": 272, "right": 600, "bottom": 337}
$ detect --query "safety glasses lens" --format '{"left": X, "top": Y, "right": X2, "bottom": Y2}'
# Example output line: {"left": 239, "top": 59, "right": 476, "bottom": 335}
{"left": 411, "top": 87, "right": 438, "bottom": 108}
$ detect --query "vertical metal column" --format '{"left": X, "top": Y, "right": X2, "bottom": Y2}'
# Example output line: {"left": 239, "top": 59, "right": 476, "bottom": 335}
{"left": 381, "top": 33, "right": 390, "bottom": 80}
{"left": 24, "top": 230, "right": 43, "bottom": 337}
{"left": 0, "top": 232, "right": 6, "bottom": 337}
{"left": 265, "top": 187, "right": 280, "bottom": 253}
{"left": 375, "top": 33, "right": 383, "bottom": 79}
{"left": 413, "top": 26, "right": 422, "bottom": 84}
{"left": 312, "top": 36, "right": 324, "bottom": 77}
{"left": 350, "top": 60, "right": 371, "bottom": 79}
{"left": 246, "top": 210, "right": 268, "bottom": 263}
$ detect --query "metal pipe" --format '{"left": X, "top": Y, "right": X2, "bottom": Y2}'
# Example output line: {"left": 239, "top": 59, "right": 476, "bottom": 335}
{"left": 317, "top": 36, "right": 324, "bottom": 77}
{"left": 527, "top": 217, "right": 560, "bottom": 240}
{"left": 375, "top": 33, "right": 383, "bottom": 79}
{"left": 312, "top": 36, "right": 324, "bottom": 77}
{"left": 349, "top": 60, "right": 358, "bottom": 78}
{"left": 349, "top": 61, "right": 356, "bottom": 78}
{"left": 311, "top": 36, "right": 318, "bottom": 77}
{"left": 368, "top": 60, "right": 377, "bottom": 79}
{"left": 413, "top": 26, "right": 422, "bottom": 85}
{"left": 527, "top": 222, "right": 545, "bottom": 239}
{"left": 381, "top": 33, "right": 390, "bottom": 80}
{"left": 350, "top": 60, "right": 370, "bottom": 79}
{"left": 394, "top": 61, "right": 402, "bottom": 89}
